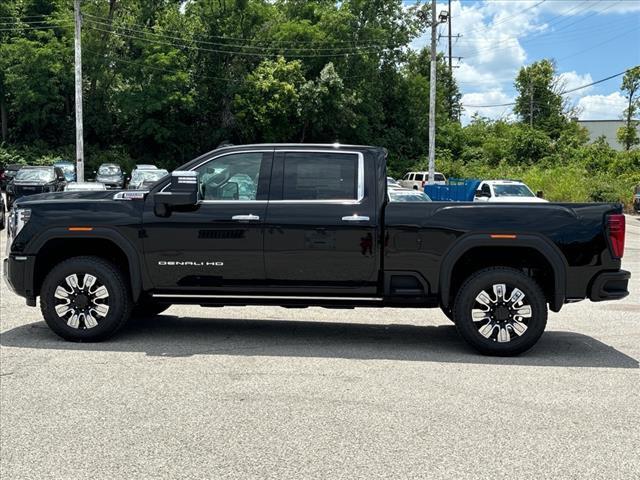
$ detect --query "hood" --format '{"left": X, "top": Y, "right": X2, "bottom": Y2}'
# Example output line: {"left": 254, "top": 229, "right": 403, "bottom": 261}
{"left": 97, "top": 174, "right": 122, "bottom": 180}
{"left": 13, "top": 180, "right": 55, "bottom": 186}
{"left": 13, "top": 190, "right": 123, "bottom": 206}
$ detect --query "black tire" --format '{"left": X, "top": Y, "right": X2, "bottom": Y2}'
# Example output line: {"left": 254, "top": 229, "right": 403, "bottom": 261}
{"left": 453, "top": 267, "right": 547, "bottom": 356}
{"left": 131, "top": 300, "right": 171, "bottom": 318}
{"left": 40, "top": 256, "right": 132, "bottom": 342}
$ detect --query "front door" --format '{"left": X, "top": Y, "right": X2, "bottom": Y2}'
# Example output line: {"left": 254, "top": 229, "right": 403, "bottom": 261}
{"left": 142, "top": 150, "right": 273, "bottom": 292}
{"left": 264, "top": 149, "right": 379, "bottom": 295}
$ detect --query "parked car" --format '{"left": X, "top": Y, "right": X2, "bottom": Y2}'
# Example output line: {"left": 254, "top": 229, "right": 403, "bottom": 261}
{"left": 6, "top": 165, "right": 66, "bottom": 209}
{"left": 474, "top": 180, "right": 548, "bottom": 203}
{"left": 3, "top": 143, "right": 629, "bottom": 356}
{"left": 634, "top": 184, "right": 639, "bottom": 213}
{"left": 400, "top": 171, "right": 447, "bottom": 189}
{"left": 1, "top": 164, "right": 22, "bottom": 192}
{"left": 128, "top": 168, "right": 169, "bottom": 190}
{"left": 54, "top": 161, "right": 77, "bottom": 182}
{"left": 65, "top": 182, "right": 107, "bottom": 192}
{"left": 0, "top": 193, "right": 5, "bottom": 230}
{"left": 388, "top": 188, "right": 431, "bottom": 202}
{"left": 95, "top": 163, "right": 125, "bottom": 189}
{"left": 387, "top": 177, "right": 401, "bottom": 189}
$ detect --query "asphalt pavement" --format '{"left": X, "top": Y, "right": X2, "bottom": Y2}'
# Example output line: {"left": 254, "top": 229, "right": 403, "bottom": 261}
{"left": 1, "top": 214, "right": 638, "bottom": 480}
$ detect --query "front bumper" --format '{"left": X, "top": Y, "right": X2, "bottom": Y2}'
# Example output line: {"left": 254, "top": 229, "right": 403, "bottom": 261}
{"left": 589, "top": 270, "right": 630, "bottom": 302}
{"left": 3, "top": 255, "right": 37, "bottom": 306}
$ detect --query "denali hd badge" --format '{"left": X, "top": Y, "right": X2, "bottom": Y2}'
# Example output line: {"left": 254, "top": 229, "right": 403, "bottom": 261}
{"left": 158, "top": 261, "right": 224, "bottom": 266}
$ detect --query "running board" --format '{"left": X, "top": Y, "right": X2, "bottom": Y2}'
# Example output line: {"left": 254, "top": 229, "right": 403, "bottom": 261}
{"left": 150, "top": 293, "right": 385, "bottom": 308}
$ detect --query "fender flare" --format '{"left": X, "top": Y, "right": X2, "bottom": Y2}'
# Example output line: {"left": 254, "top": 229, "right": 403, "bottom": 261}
{"left": 439, "top": 234, "right": 567, "bottom": 312}
{"left": 27, "top": 227, "right": 143, "bottom": 302}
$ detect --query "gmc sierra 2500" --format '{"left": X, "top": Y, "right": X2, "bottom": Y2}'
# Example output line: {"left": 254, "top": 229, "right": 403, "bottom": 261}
{"left": 4, "top": 144, "right": 630, "bottom": 355}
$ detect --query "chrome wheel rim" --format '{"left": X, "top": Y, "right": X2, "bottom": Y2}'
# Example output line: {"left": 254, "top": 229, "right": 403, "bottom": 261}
{"left": 471, "top": 283, "right": 532, "bottom": 343}
{"left": 53, "top": 274, "right": 110, "bottom": 329}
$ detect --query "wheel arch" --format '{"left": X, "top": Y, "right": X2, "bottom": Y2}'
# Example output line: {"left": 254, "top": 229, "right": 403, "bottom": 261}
{"left": 29, "top": 228, "right": 143, "bottom": 302}
{"left": 439, "top": 234, "right": 567, "bottom": 312}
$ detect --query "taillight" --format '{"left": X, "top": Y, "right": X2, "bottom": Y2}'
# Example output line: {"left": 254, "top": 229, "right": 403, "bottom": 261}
{"left": 607, "top": 214, "right": 625, "bottom": 259}
{"left": 421, "top": 180, "right": 426, "bottom": 187}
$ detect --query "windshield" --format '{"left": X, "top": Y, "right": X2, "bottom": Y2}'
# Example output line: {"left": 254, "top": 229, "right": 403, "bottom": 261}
{"left": 389, "top": 190, "right": 431, "bottom": 202}
{"left": 15, "top": 169, "right": 55, "bottom": 182}
{"left": 493, "top": 184, "right": 535, "bottom": 197}
{"left": 56, "top": 164, "right": 75, "bottom": 174}
{"left": 131, "top": 169, "right": 169, "bottom": 183}
{"left": 98, "top": 165, "right": 122, "bottom": 176}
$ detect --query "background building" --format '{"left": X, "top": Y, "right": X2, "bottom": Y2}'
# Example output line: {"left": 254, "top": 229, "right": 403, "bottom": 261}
{"left": 577, "top": 119, "right": 640, "bottom": 151}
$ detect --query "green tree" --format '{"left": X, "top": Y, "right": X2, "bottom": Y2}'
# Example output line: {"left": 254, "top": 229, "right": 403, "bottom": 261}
{"left": 617, "top": 66, "right": 640, "bottom": 151}
{"left": 233, "top": 57, "right": 306, "bottom": 142}
{"left": 514, "top": 59, "right": 566, "bottom": 139}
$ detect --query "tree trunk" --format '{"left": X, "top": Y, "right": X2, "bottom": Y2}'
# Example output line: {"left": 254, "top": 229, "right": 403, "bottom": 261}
{"left": 624, "top": 86, "right": 634, "bottom": 150}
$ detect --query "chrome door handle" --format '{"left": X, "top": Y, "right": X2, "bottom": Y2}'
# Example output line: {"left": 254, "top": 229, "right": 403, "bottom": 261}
{"left": 232, "top": 214, "right": 260, "bottom": 221}
{"left": 341, "top": 215, "right": 370, "bottom": 222}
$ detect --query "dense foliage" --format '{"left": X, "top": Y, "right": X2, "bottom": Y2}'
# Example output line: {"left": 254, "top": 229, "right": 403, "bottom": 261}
{"left": 0, "top": 0, "right": 638, "bottom": 206}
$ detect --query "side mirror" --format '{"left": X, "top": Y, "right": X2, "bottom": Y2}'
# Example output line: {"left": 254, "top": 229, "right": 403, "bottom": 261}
{"left": 536, "top": 190, "right": 544, "bottom": 199}
{"left": 153, "top": 171, "right": 199, "bottom": 215}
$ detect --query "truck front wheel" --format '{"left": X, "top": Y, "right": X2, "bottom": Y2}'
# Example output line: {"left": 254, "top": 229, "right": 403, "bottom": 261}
{"left": 453, "top": 267, "right": 547, "bottom": 356}
{"left": 40, "top": 256, "right": 132, "bottom": 342}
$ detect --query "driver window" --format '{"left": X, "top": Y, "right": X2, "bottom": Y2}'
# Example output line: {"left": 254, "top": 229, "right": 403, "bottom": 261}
{"left": 194, "top": 152, "right": 264, "bottom": 201}
{"left": 481, "top": 184, "right": 491, "bottom": 197}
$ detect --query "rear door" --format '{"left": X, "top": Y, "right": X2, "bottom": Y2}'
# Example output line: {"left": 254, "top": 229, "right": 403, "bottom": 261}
{"left": 264, "top": 149, "right": 379, "bottom": 295}
{"left": 142, "top": 149, "right": 273, "bottom": 291}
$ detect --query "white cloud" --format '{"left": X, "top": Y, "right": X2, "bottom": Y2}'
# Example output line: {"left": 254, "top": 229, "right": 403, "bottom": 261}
{"left": 461, "top": 90, "right": 516, "bottom": 124}
{"left": 577, "top": 92, "right": 627, "bottom": 120}
{"left": 556, "top": 70, "right": 593, "bottom": 103}
{"left": 407, "top": 1, "right": 633, "bottom": 123}
{"left": 538, "top": 0, "right": 640, "bottom": 15}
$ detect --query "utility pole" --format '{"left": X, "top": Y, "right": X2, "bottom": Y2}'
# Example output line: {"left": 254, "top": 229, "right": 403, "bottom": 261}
{"left": 74, "top": 0, "right": 85, "bottom": 182}
{"left": 427, "top": 0, "right": 438, "bottom": 185}
{"left": 427, "top": 3, "right": 450, "bottom": 184}
{"left": 448, "top": 0, "right": 452, "bottom": 75}
{"left": 529, "top": 84, "right": 534, "bottom": 127}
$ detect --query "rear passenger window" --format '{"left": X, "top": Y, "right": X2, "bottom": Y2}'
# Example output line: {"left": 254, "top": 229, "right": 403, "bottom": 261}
{"left": 282, "top": 152, "right": 359, "bottom": 200}
{"left": 415, "top": 173, "right": 424, "bottom": 181}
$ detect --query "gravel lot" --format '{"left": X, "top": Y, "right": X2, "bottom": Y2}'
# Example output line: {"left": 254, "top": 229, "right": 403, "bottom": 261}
{"left": 1, "top": 214, "right": 638, "bottom": 480}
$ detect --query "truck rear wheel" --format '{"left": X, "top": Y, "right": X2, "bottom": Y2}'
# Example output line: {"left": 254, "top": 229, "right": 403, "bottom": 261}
{"left": 453, "top": 267, "right": 547, "bottom": 356}
{"left": 40, "top": 256, "right": 132, "bottom": 342}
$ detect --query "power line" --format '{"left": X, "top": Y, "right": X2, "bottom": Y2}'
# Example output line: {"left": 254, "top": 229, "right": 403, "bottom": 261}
{"left": 82, "top": 12, "right": 392, "bottom": 47}
{"left": 463, "top": 67, "right": 635, "bottom": 108}
{"left": 82, "top": 18, "right": 393, "bottom": 52}
{"left": 558, "top": 27, "right": 640, "bottom": 62}
{"left": 84, "top": 23, "right": 396, "bottom": 58}
{"left": 456, "top": 0, "right": 619, "bottom": 61}
{"left": 0, "top": 24, "right": 71, "bottom": 32}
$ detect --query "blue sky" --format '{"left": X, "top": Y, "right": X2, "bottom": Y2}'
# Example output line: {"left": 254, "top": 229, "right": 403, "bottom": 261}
{"left": 406, "top": 0, "right": 640, "bottom": 122}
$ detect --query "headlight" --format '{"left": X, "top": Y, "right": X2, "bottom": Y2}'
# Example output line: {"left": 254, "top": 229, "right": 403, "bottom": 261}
{"left": 7, "top": 208, "right": 31, "bottom": 245}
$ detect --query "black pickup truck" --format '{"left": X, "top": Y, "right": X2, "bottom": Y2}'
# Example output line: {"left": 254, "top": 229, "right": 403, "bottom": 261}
{"left": 3, "top": 144, "right": 630, "bottom": 355}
